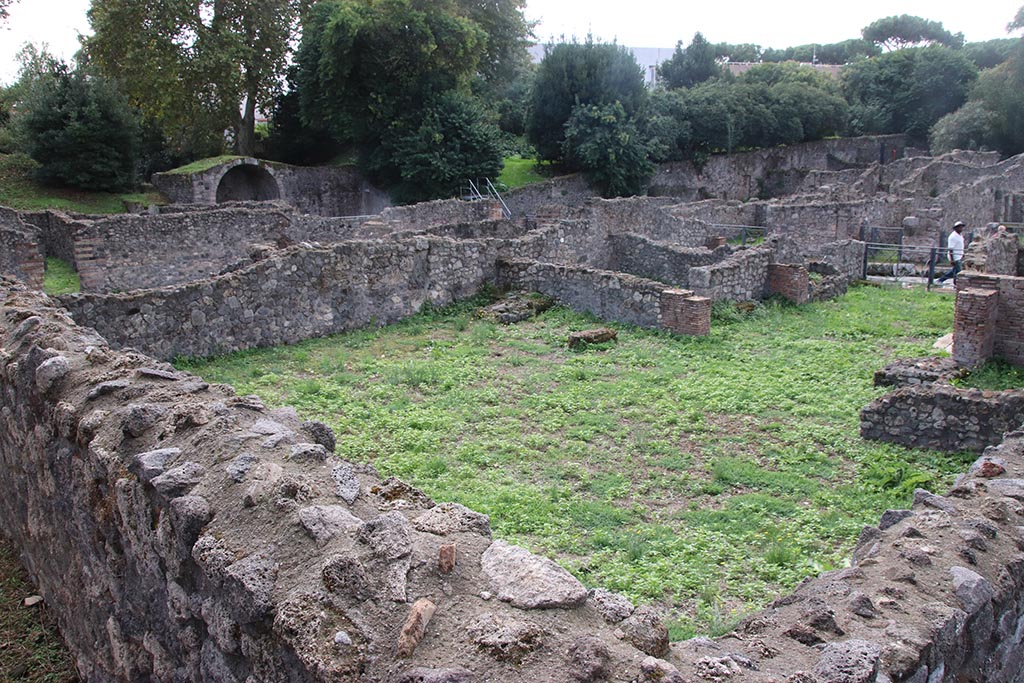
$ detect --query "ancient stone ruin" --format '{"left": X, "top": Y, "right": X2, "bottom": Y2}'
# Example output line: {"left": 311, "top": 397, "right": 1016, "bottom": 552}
{"left": 2, "top": 135, "right": 1024, "bottom": 681}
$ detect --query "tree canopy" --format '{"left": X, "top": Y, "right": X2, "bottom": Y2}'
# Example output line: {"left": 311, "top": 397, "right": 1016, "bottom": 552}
{"left": 526, "top": 39, "right": 647, "bottom": 164}
{"left": 843, "top": 45, "right": 977, "bottom": 141}
{"left": 86, "top": 0, "right": 308, "bottom": 158}
{"left": 658, "top": 33, "right": 723, "bottom": 89}
{"left": 861, "top": 15, "right": 964, "bottom": 51}
{"left": 15, "top": 60, "right": 140, "bottom": 191}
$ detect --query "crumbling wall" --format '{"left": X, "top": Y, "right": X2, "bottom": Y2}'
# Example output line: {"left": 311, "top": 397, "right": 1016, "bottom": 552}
{"left": 152, "top": 158, "right": 390, "bottom": 217}
{"left": 496, "top": 259, "right": 669, "bottom": 329}
{"left": 71, "top": 208, "right": 296, "bottom": 292}
{"left": 0, "top": 209, "right": 44, "bottom": 288}
{"left": 860, "top": 383, "right": 1024, "bottom": 452}
{"left": 5, "top": 280, "right": 1024, "bottom": 683}
{"left": 689, "top": 246, "right": 773, "bottom": 302}
{"left": 609, "top": 234, "right": 727, "bottom": 287}
{"left": 17, "top": 210, "right": 84, "bottom": 266}
{"left": 955, "top": 273, "right": 1024, "bottom": 368}
{"left": 0, "top": 281, "right": 661, "bottom": 683}
{"left": 60, "top": 237, "right": 497, "bottom": 360}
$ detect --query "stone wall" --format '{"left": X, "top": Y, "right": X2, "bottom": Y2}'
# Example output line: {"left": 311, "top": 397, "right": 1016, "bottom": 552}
{"left": 648, "top": 135, "right": 907, "bottom": 200}
{"left": 689, "top": 246, "right": 773, "bottom": 302}
{"left": 152, "top": 158, "right": 390, "bottom": 217}
{"left": 60, "top": 237, "right": 496, "bottom": 361}
{"left": 860, "top": 383, "right": 1024, "bottom": 452}
{"left": 0, "top": 209, "right": 44, "bottom": 288}
{"left": 5, "top": 279, "right": 1024, "bottom": 683}
{"left": 609, "top": 234, "right": 727, "bottom": 287}
{"left": 955, "top": 273, "right": 1024, "bottom": 368}
{"left": 17, "top": 210, "right": 85, "bottom": 266}
{"left": 0, "top": 281, "right": 659, "bottom": 683}
{"left": 496, "top": 259, "right": 668, "bottom": 329}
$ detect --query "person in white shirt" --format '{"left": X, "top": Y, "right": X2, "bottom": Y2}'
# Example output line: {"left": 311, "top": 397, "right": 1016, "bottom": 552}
{"left": 936, "top": 221, "right": 966, "bottom": 285}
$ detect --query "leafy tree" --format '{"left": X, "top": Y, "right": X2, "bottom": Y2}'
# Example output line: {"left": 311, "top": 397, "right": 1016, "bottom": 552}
{"left": 966, "top": 54, "right": 1024, "bottom": 155}
{"left": 658, "top": 33, "right": 723, "bottom": 89}
{"left": 370, "top": 91, "right": 503, "bottom": 203}
{"left": 930, "top": 101, "right": 999, "bottom": 153}
{"left": 0, "top": 0, "right": 15, "bottom": 21}
{"left": 16, "top": 61, "right": 140, "bottom": 190}
{"left": 562, "top": 102, "right": 653, "bottom": 197}
{"left": 862, "top": 14, "right": 964, "bottom": 51}
{"left": 296, "top": 0, "right": 485, "bottom": 145}
{"left": 454, "top": 0, "right": 534, "bottom": 81}
{"left": 761, "top": 39, "right": 880, "bottom": 64}
{"left": 963, "top": 39, "right": 1018, "bottom": 70}
{"left": 525, "top": 38, "right": 647, "bottom": 164}
{"left": 288, "top": 0, "right": 516, "bottom": 201}
{"left": 86, "top": 0, "right": 308, "bottom": 158}
{"left": 843, "top": 46, "right": 977, "bottom": 140}
{"left": 714, "top": 42, "right": 762, "bottom": 63}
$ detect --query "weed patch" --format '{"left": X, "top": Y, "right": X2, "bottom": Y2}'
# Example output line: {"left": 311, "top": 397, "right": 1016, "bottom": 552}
{"left": 177, "top": 284, "right": 966, "bottom": 635}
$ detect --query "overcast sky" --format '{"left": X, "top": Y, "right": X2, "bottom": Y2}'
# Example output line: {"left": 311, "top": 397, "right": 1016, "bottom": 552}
{"left": 1, "top": 0, "right": 1021, "bottom": 84}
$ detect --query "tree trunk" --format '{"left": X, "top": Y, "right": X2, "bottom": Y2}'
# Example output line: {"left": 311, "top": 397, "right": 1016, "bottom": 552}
{"left": 236, "top": 85, "right": 257, "bottom": 156}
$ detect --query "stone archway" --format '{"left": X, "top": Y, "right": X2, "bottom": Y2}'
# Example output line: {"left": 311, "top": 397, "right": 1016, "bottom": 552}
{"left": 215, "top": 163, "right": 281, "bottom": 203}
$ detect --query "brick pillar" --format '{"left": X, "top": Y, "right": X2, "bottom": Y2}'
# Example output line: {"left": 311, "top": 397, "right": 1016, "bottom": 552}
{"left": 705, "top": 236, "right": 727, "bottom": 249}
{"left": 660, "top": 289, "right": 711, "bottom": 336}
{"left": 953, "top": 288, "right": 999, "bottom": 368}
{"left": 767, "top": 263, "right": 810, "bottom": 304}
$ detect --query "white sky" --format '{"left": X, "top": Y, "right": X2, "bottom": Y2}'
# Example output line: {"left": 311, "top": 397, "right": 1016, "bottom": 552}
{"left": 1, "top": 0, "right": 1021, "bottom": 85}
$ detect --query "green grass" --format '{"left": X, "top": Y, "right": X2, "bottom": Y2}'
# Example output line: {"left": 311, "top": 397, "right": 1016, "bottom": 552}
{"left": 0, "top": 536, "right": 79, "bottom": 682}
{"left": 164, "top": 155, "right": 246, "bottom": 175}
{"left": 177, "top": 284, "right": 977, "bottom": 636}
{"left": 955, "top": 358, "right": 1024, "bottom": 391}
{"left": 499, "top": 157, "right": 547, "bottom": 189}
{"left": 43, "top": 258, "right": 80, "bottom": 296}
{"left": 0, "top": 153, "right": 163, "bottom": 214}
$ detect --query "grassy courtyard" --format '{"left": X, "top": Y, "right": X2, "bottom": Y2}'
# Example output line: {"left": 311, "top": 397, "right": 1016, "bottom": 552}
{"left": 178, "top": 284, "right": 972, "bottom": 637}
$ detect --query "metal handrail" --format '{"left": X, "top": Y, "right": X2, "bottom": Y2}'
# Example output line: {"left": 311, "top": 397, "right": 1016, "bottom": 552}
{"left": 485, "top": 178, "right": 512, "bottom": 219}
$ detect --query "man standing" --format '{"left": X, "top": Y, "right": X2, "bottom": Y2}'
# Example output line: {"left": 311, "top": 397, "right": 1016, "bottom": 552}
{"left": 936, "top": 221, "right": 966, "bottom": 285}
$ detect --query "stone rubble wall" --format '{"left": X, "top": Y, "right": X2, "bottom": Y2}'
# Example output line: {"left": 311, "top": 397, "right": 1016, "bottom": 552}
{"left": 648, "top": 135, "right": 907, "bottom": 200}
{"left": 608, "top": 233, "right": 729, "bottom": 288}
{"left": 0, "top": 281, "right": 657, "bottom": 683}
{"left": 496, "top": 259, "right": 669, "bottom": 329}
{"left": 860, "top": 383, "right": 1024, "bottom": 453}
{"left": 152, "top": 159, "right": 390, "bottom": 217}
{"left": 689, "top": 246, "right": 773, "bottom": 302}
{"left": 16, "top": 210, "right": 85, "bottom": 267}
{"left": 0, "top": 209, "right": 44, "bottom": 289}
{"left": 5, "top": 279, "right": 1024, "bottom": 683}
{"left": 59, "top": 237, "right": 497, "bottom": 361}
{"left": 71, "top": 208, "right": 296, "bottom": 292}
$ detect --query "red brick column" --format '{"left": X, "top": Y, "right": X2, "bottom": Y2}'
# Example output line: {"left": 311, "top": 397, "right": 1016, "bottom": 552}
{"left": 660, "top": 289, "right": 711, "bottom": 336}
{"left": 767, "top": 264, "right": 810, "bottom": 304}
{"left": 15, "top": 241, "right": 44, "bottom": 289}
{"left": 953, "top": 288, "right": 999, "bottom": 368}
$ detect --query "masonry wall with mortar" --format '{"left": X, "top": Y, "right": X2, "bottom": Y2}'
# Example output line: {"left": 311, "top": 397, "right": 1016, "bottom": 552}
{"left": 5, "top": 279, "right": 1024, "bottom": 683}
{"left": 688, "top": 246, "right": 773, "bottom": 302}
{"left": 60, "top": 237, "right": 498, "bottom": 361}
{"left": 957, "top": 273, "right": 1024, "bottom": 368}
{"left": 860, "top": 383, "right": 1024, "bottom": 453}
{"left": 495, "top": 259, "right": 668, "bottom": 329}
{"left": 767, "top": 263, "right": 810, "bottom": 304}
{"left": 608, "top": 234, "right": 728, "bottom": 287}
{"left": 0, "top": 223, "right": 44, "bottom": 289}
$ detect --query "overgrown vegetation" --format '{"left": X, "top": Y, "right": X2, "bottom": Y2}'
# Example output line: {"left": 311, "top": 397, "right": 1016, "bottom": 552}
{"left": 178, "top": 284, "right": 976, "bottom": 637}
{"left": 43, "top": 258, "right": 80, "bottom": 296}
{"left": 954, "top": 358, "right": 1024, "bottom": 391}
{"left": 0, "top": 153, "right": 159, "bottom": 213}
{"left": 498, "top": 157, "right": 546, "bottom": 189}
{"left": 0, "top": 536, "right": 79, "bottom": 682}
